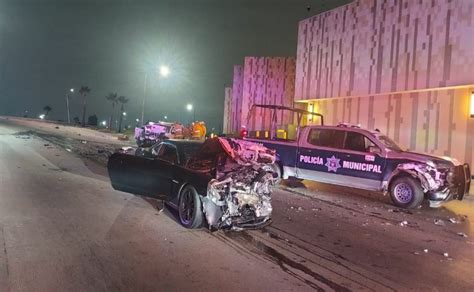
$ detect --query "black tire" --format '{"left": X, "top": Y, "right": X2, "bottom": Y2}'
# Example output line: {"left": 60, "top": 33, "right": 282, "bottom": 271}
{"left": 178, "top": 185, "right": 204, "bottom": 229}
{"left": 389, "top": 176, "right": 424, "bottom": 209}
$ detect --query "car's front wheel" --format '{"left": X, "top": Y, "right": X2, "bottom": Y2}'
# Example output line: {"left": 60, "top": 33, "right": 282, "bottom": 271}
{"left": 178, "top": 185, "right": 204, "bottom": 229}
{"left": 389, "top": 176, "right": 424, "bottom": 209}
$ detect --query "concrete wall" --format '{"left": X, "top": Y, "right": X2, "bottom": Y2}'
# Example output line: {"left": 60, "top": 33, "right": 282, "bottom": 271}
{"left": 230, "top": 65, "right": 244, "bottom": 133}
{"left": 241, "top": 57, "right": 296, "bottom": 131}
{"left": 295, "top": 0, "right": 474, "bottom": 100}
{"left": 296, "top": 0, "right": 474, "bottom": 165}
{"left": 222, "top": 87, "right": 233, "bottom": 134}
{"left": 307, "top": 87, "right": 474, "bottom": 166}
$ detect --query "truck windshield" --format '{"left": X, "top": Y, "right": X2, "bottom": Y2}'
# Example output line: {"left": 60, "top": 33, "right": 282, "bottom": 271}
{"left": 377, "top": 135, "right": 404, "bottom": 152}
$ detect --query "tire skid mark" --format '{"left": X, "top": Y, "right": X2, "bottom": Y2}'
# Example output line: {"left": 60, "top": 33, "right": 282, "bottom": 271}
{"left": 269, "top": 225, "right": 401, "bottom": 288}
{"left": 211, "top": 232, "right": 262, "bottom": 262}
{"left": 225, "top": 231, "right": 351, "bottom": 291}
{"left": 262, "top": 227, "right": 397, "bottom": 291}
{"left": 281, "top": 188, "right": 399, "bottom": 224}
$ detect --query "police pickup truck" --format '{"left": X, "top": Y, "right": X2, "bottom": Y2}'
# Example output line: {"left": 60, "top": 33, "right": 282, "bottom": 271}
{"left": 244, "top": 107, "right": 470, "bottom": 209}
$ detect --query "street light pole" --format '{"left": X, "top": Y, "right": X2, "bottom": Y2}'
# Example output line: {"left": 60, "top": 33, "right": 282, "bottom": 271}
{"left": 141, "top": 72, "right": 148, "bottom": 126}
{"left": 66, "top": 88, "right": 74, "bottom": 124}
{"left": 140, "top": 65, "right": 170, "bottom": 126}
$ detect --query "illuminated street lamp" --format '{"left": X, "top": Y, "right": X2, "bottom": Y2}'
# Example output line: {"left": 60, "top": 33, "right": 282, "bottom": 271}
{"left": 160, "top": 65, "right": 170, "bottom": 77}
{"left": 164, "top": 115, "right": 168, "bottom": 120}
{"left": 39, "top": 114, "right": 45, "bottom": 120}
{"left": 123, "top": 112, "right": 127, "bottom": 116}
{"left": 186, "top": 103, "right": 195, "bottom": 123}
{"left": 102, "top": 120, "right": 107, "bottom": 127}
{"left": 141, "top": 65, "right": 170, "bottom": 126}
{"left": 66, "top": 88, "right": 74, "bottom": 124}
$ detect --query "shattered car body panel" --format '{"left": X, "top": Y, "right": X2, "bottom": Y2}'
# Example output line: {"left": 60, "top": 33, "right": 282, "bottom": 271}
{"left": 108, "top": 137, "right": 277, "bottom": 230}
{"left": 203, "top": 139, "right": 276, "bottom": 230}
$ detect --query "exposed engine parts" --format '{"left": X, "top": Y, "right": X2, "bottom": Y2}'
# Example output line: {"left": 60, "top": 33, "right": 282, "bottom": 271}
{"left": 202, "top": 138, "right": 277, "bottom": 230}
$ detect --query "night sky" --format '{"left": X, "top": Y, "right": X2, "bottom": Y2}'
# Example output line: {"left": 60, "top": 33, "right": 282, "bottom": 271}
{"left": 0, "top": 0, "right": 350, "bottom": 131}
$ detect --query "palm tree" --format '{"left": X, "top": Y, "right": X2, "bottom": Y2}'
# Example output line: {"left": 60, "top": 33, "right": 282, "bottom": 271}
{"left": 105, "top": 92, "right": 118, "bottom": 129}
{"left": 117, "top": 96, "right": 129, "bottom": 133}
{"left": 43, "top": 105, "right": 52, "bottom": 117}
{"left": 79, "top": 86, "right": 91, "bottom": 127}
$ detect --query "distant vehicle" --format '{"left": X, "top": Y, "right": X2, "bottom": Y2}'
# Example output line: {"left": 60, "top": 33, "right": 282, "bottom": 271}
{"left": 134, "top": 121, "right": 207, "bottom": 147}
{"left": 108, "top": 138, "right": 276, "bottom": 230}
{"left": 244, "top": 105, "right": 471, "bottom": 209}
{"left": 134, "top": 121, "right": 183, "bottom": 147}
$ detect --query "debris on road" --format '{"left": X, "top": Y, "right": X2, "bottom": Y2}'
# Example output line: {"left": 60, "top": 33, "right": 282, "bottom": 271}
{"left": 424, "top": 249, "right": 429, "bottom": 253}
{"left": 443, "top": 252, "right": 449, "bottom": 257}
{"left": 399, "top": 221, "right": 408, "bottom": 227}
{"left": 81, "top": 140, "right": 88, "bottom": 144}
{"left": 55, "top": 126, "right": 59, "bottom": 129}
{"left": 434, "top": 219, "right": 445, "bottom": 226}
{"left": 65, "top": 148, "right": 72, "bottom": 152}
{"left": 449, "top": 217, "right": 458, "bottom": 224}
{"left": 457, "top": 232, "right": 468, "bottom": 238}
{"left": 388, "top": 208, "right": 413, "bottom": 215}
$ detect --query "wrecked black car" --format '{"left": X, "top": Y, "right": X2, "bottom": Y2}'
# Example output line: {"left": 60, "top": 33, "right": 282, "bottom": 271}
{"left": 108, "top": 138, "right": 277, "bottom": 230}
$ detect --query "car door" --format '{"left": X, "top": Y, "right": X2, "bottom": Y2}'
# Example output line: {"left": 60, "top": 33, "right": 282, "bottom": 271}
{"left": 141, "top": 143, "right": 178, "bottom": 200}
{"left": 340, "top": 131, "right": 386, "bottom": 190}
{"left": 296, "top": 128, "right": 347, "bottom": 185}
{"left": 108, "top": 153, "right": 150, "bottom": 195}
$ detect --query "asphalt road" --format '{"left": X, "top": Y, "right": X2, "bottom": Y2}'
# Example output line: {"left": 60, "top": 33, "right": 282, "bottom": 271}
{"left": 0, "top": 121, "right": 473, "bottom": 291}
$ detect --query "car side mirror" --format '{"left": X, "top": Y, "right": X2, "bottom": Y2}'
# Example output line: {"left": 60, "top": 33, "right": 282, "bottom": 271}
{"left": 368, "top": 146, "right": 381, "bottom": 155}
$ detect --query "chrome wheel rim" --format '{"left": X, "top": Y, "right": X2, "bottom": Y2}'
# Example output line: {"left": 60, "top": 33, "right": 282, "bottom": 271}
{"left": 394, "top": 183, "right": 413, "bottom": 204}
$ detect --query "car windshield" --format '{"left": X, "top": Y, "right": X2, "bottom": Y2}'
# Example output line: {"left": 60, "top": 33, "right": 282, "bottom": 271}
{"left": 377, "top": 135, "right": 404, "bottom": 152}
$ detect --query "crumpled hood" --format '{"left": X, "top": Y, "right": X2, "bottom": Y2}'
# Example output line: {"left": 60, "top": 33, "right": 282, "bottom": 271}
{"left": 218, "top": 138, "right": 276, "bottom": 166}
{"left": 386, "top": 150, "right": 460, "bottom": 166}
{"left": 202, "top": 138, "right": 277, "bottom": 231}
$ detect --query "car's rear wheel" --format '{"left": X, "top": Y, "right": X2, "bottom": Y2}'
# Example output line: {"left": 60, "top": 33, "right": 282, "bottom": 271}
{"left": 390, "top": 176, "right": 424, "bottom": 209}
{"left": 178, "top": 185, "right": 204, "bottom": 229}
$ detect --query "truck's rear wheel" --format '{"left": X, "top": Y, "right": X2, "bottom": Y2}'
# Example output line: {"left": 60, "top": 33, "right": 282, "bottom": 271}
{"left": 389, "top": 176, "right": 424, "bottom": 209}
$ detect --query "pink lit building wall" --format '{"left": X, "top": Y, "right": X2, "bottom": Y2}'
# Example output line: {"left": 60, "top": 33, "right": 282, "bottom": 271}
{"left": 296, "top": 0, "right": 474, "bottom": 166}
{"left": 240, "top": 57, "right": 296, "bottom": 131}
{"left": 223, "top": 58, "right": 296, "bottom": 134}
{"left": 222, "top": 87, "right": 233, "bottom": 134}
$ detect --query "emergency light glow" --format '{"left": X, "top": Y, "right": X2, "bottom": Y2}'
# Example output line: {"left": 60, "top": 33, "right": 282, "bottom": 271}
{"left": 470, "top": 91, "right": 474, "bottom": 118}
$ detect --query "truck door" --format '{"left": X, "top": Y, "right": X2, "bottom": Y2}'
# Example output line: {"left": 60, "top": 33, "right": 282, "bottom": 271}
{"left": 340, "top": 131, "right": 386, "bottom": 190}
{"left": 296, "top": 128, "right": 346, "bottom": 183}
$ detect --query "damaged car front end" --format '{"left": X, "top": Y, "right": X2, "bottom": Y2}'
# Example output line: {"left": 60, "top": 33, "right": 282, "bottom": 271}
{"left": 202, "top": 139, "right": 276, "bottom": 230}
{"left": 108, "top": 137, "right": 277, "bottom": 230}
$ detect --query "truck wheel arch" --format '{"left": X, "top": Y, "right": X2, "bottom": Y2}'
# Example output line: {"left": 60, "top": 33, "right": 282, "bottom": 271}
{"left": 386, "top": 163, "right": 440, "bottom": 194}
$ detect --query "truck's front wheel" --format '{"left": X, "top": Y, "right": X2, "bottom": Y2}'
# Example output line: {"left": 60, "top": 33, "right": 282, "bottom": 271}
{"left": 389, "top": 176, "right": 424, "bottom": 209}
